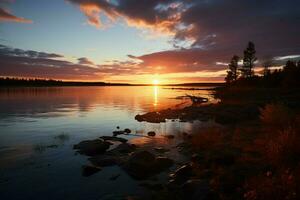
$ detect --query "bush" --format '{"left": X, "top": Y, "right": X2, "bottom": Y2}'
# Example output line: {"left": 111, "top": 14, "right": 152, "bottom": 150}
{"left": 244, "top": 167, "right": 300, "bottom": 200}
{"left": 260, "top": 103, "right": 292, "bottom": 129}
{"left": 190, "top": 127, "right": 225, "bottom": 151}
{"left": 265, "top": 127, "right": 300, "bottom": 166}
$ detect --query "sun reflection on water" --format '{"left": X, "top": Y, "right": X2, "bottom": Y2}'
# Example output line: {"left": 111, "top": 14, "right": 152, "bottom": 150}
{"left": 153, "top": 86, "right": 158, "bottom": 106}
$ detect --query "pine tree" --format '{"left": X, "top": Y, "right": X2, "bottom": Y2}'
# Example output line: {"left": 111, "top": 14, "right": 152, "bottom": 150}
{"left": 262, "top": 60, "right": 272, "bottom": 77}
{"left": 241, "top": 42, "right": 257, "bottom": 78}
{"left": 225, "top": 55, "right": 239, "bottom": 83}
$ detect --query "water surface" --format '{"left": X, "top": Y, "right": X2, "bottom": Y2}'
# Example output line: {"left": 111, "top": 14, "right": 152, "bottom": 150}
{"left": 0, "top": 86, "right": 215, "bottom": 200}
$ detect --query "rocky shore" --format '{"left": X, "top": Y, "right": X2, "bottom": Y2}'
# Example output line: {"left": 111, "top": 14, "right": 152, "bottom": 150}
{"left": 73, "top": 126, "right": 216, "bottom": 200}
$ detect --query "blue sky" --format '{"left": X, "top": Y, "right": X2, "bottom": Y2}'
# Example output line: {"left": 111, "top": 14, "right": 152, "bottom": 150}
{"left": 1, "top": 0, "right": 172, "bottom": 64}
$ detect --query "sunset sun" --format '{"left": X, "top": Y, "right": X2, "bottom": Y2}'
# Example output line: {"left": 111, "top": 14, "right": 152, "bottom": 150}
{"left": 152, "top": 79, "right": 159, "bottom": 85}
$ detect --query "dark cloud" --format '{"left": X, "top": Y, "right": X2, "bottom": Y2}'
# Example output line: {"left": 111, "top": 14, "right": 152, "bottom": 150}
{"left": 0, "top": 45, "right": 63, "bottom": 58}
{"left": 68, "top": 0, "right": 300, "bottom": 66}
{"left": 0, "top": 45, "right": 102, "bottom": 80}
{"left": 0, "top": 45, "right": 155, "bottom": 80}
{"left": 0, "top": 7, "right": 32, "bottom": 23}
{"left": 78, "top": 57, "right": 95, "bottom": 65}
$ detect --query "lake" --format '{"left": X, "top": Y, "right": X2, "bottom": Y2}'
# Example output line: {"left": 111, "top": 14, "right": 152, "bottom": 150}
{"left": 0, "top": 86, "right": 216, "bottom": 200}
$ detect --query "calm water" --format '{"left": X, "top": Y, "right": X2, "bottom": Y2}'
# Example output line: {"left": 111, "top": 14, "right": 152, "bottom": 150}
{"left": 0, "top": 86, "right": 216, "bottom": 200}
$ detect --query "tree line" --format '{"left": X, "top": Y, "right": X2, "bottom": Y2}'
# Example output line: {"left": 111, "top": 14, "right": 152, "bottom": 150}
{"left": 225, "top": 42, "right": 300, "bottom": 87}
{"left": 0, "top": 77, "right": 130, "bottom": 87}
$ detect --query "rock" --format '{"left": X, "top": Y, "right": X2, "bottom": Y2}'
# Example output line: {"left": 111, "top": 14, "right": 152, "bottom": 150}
{"left": 165, "top": 135, "right": 175, "bottom": 139}
{"left": 123, "top": 151, "right": 173, "bottom": 179}
{"left": 181, "top": 179, "right": 210, "bottom": 200}
{"left": 155, "top": 157, "right": 173, "bottom": 170}
{"left": 81, "top": 165, "right": 101, "bottom": 177}
{"left": 154, "top": 147, "right": 169, "bottom": 153}
{"left": 124, "top": 151, "right": 156, "bottom": 179}
{"left": 147, "top": 131, "right": 156, "bottom": 136}
{"left": 111, "top": 143, "right": 136, "bottom": 154}
{"left": 170, "top": 164, "right": 194, "bottom": 184}
{"left": 135, "top": 113, "right": 166, "bottom": 123}
{"left": 124, "top": 128, "right": 131, "bottom": 134}
{"left": 116, "top": 126, "right": 120, "bottom": 129}
{"left": 113, "top": 130, "right": 125, "bottom": 136}
{"left": 73, "top": 139, "right": 111, "bottom": 156}
{"left": 100, "top": 136, "right": 128, "bottom": 143}
{"left": 89, "top": 155, "right": 117, "bottom": 167}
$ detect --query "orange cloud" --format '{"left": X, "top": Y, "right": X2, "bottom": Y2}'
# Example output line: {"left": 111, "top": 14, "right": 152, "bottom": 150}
{"left": 68, "top": 0, "right": 180, "bottom": 36}
{"left": 0, "top": 7, "right": 32, "bottom": 23}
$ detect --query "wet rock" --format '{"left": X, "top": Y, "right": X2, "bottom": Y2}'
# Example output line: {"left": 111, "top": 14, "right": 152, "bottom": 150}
{"left": 154, "top": 147, "right": 169, "bottom": 153}
{"left": 165, "top": 135, "right": 175, "bottom": 139}
{"left": 124, "top": 151, "right": 156, "bottom": 179}
{"left": 181, "top": 179, "right": 210, "bottom": 200}
{"left": 89, "top": 155, "right": 117, "bottom": 167}
{"left": 124, "top": 128, "right": 131, "bottom": 134}
{"left": 73, "top": 139, "right": 111, "bottom": 156}
{"left": 100, "top": 136, "right": 128, "bottom": 143}
{"left": 81, "top": 165, "right": 101, "bottom": 177}
{"left": 116, "top": 126, "right": 120, "bottom": 129}
{"left": 113, "top": 130, "right": 125, "bottom": 136}
{"left": 155, "top": 157, "right": 174, "bottom": 170}
{"left": 169, "top": 164, "right": 194, "bottom": 184}
{"left": 123, "top": 151, "right": 173, "bottom": 179}
{"left": 111, "top": 143, "right": 136, "bottom": 154}
{"left": 147, "top": 131, "right": 156, "bottom": 137}
{"left": 135, "top": 113, "right": 166, "bottom": 123}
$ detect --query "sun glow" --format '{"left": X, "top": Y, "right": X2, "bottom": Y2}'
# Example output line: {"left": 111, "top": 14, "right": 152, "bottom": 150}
{"left": 152, "top": 79, "right": 159, "bottom": 85}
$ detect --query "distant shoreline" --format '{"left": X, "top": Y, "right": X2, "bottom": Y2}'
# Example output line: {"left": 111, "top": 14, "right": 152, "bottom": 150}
{"left": 0, "top": 77, "right": 224, "bottom": 87}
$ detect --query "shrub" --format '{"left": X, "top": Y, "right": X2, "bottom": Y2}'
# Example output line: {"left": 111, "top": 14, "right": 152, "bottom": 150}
{"left": 260, "top": 103, "right": 292, "bottom": 129}
{"left": 264, "top": 127, "right": 300, "bottom": 167}
{"left": 244, "top": 168, "right": 299, "bottom": 200}
{"left": 190, "top": 127, "right": 225, "bottom": 151}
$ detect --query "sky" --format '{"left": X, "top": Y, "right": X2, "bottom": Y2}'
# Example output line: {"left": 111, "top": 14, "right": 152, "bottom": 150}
{"left": 0, "top": 0, "right": 300, "bottom": 84}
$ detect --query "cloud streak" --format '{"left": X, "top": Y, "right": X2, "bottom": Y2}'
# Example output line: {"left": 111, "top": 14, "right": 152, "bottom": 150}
{"left": 0, "top": 7, "right": 32, "bottom": 23}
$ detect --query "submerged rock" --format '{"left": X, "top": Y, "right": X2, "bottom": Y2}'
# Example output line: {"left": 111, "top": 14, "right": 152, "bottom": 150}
{"left": 100, "top": 136, "right": 128, "bottom": 143}
{"left": 73, "top": 139, "right": 111, "bottom": 156}
{"left": 89, "top": 155, "right": 117, "bottom": 167}
{"left": 81, "top": 165, "right": 101, "bottom": 177}
{"left": 89, "top": 143, "right": 136, "bottom": 167}
{"left": 169, "top": 164, "right": 194, "bottom": 184}
{"left": 147, "top": 131, "right": 156, "bottom": 136}
{"left": 113, "top": 130, "right": 125, "bottom": 136}
{"left": 109, "top": 174, "right": 121, "bottom": 181}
